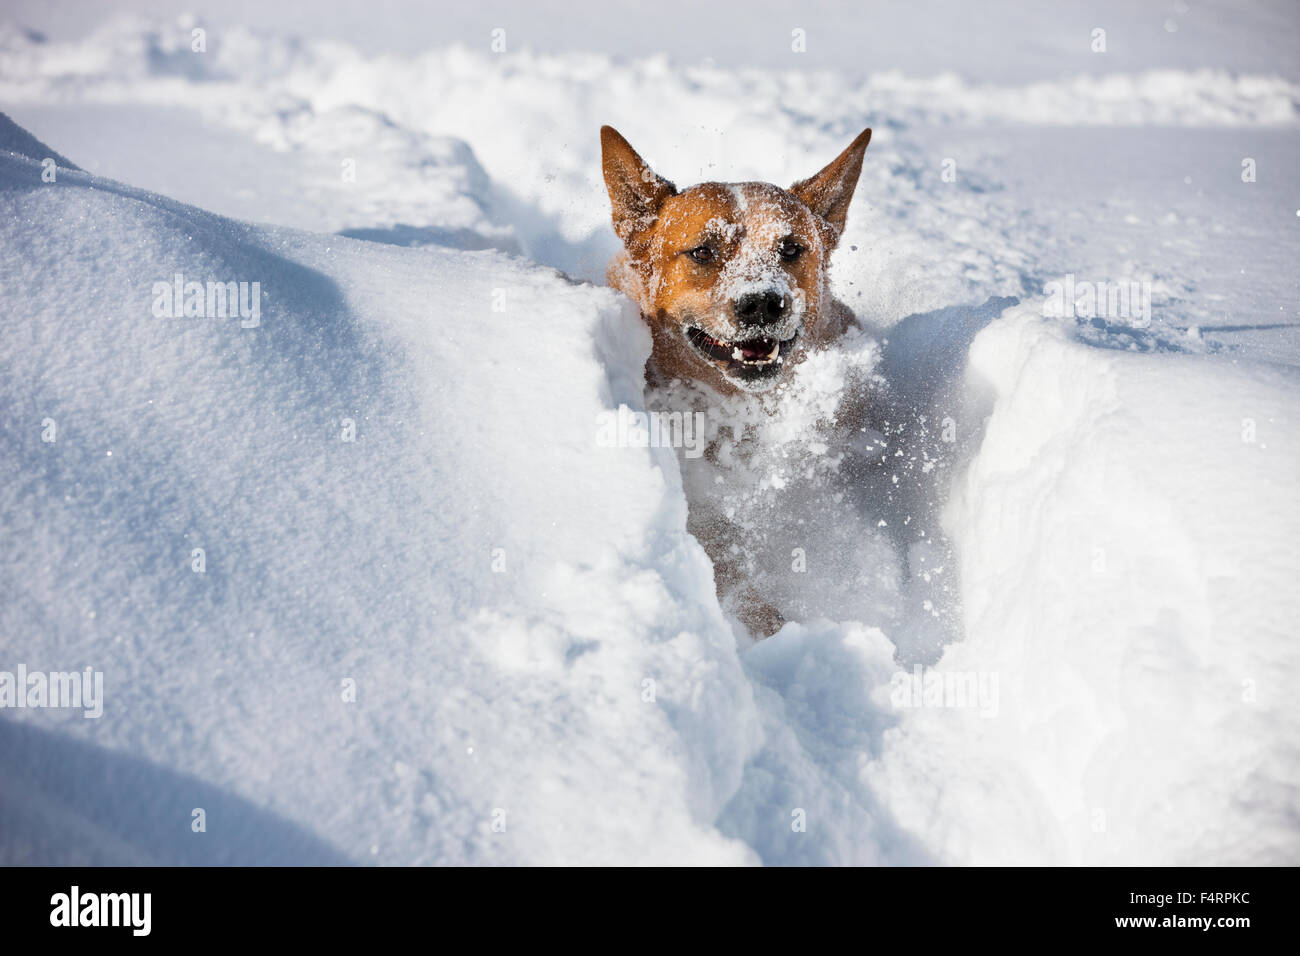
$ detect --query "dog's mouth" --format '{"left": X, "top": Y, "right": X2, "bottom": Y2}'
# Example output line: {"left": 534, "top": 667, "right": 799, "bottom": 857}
{"left": 685, "top": 326, "right": 798, "bottom": 384}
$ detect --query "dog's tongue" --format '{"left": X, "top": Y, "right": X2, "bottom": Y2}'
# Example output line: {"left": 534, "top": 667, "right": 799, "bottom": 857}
{"left": 737, "top": 338, "right": 776, "bottom": 361}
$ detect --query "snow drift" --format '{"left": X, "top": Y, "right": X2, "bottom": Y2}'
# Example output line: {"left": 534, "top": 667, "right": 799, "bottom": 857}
{"left": 0, "top": 121, "right": 761, "bottom": 865}
{"left": 875, "top": 306, "right": 1300, "bottom": 864}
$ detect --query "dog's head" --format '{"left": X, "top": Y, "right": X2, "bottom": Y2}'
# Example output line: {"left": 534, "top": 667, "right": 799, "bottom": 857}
{"left": 601, "top": 126, "right": 870, "bottom": 393}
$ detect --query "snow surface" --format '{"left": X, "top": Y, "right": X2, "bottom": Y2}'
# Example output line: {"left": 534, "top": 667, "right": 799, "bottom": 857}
{"left": 2, "top": 7, "right": 1298, "bottom": 865}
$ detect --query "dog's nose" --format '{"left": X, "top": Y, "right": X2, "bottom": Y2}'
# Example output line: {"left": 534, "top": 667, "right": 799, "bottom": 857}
{"left": 734, "top": 291, "right": 788, "bottom": 327}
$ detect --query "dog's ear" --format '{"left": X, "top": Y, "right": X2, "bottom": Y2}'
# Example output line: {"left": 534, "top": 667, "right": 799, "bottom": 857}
{"left": 601, "top": 126, "right": 676, "bottom": 246}
{"left": 789, "top": 128, "right": 871, "bottom": 236}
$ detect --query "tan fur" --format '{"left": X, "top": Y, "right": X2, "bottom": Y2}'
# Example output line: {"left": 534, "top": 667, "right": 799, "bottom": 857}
{"left": 600, "top": 126, "right": 872, "bottom": 635}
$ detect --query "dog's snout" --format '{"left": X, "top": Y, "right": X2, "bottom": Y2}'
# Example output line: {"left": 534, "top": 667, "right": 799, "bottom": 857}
{"left": 734, "top": 291, "right": 788, "bottom": 327}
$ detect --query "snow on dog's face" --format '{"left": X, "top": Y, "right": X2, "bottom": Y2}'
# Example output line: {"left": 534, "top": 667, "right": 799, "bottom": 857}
{"left": 601, "top": 126, "right": 870, "bottom": 394}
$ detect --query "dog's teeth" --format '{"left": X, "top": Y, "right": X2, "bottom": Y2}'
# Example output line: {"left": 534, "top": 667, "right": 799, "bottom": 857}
{"left": 732, "top": 346, "right": 743, "bottom": 361}
{"left": 768, "top": 341, "right": 780, "bottom": 361}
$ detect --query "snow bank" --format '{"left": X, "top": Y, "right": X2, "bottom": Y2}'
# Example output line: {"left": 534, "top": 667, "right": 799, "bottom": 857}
{"left": 0, "top": 127, "right": 762, "bottom": 864}
{"left": 870, "top": 304, "right": 1300, "bottom": 864}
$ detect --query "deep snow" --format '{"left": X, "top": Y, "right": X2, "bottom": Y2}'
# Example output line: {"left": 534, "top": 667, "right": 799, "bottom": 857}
{"left": 0, "top": 119, "right": 762, "bottom": 864}
{"left": 2, "top": 7, "right": 1299, "bottom": 866}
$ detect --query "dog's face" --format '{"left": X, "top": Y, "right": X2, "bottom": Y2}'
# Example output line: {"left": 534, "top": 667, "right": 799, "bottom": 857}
{"left": 601, "top": 126, "right": 871, "bottom": 394}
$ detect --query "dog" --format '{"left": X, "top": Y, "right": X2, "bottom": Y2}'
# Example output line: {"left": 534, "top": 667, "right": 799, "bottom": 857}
{"left": 600, "top": 126, "right": 873, "bottom": 637}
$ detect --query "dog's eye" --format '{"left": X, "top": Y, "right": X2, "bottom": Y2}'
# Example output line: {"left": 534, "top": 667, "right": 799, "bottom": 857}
{"left": 687, "top": 245, "right": 716, "bottom": 264}
{"left": 778, "top": 239, "right": 803, "bottom": 261}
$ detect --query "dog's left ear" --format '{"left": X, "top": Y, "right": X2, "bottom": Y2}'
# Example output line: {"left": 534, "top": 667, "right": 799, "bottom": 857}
{"left": 790, "top": 128, "right": 872, "bottom": 236}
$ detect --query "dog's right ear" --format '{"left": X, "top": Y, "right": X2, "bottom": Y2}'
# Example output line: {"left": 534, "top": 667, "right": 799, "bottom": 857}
{"left": 601, "top": 126, "right": 676, "bottom": 246}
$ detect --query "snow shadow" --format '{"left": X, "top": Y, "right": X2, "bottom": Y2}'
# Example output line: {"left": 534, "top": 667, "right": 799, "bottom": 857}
{"left": 0, "top": 111, "right": 80, "bottom": 170}
{"left": 0, "top": 718, "right": 353, "bottom": 865}
{"left": 867, "top": 295, "right": 1018, "bottom": 663}
{"left": 488, "top": 181, "right": 621, "bottom": 283}
{"left": 338, "top": 223, "right": 520, "bottom": 254}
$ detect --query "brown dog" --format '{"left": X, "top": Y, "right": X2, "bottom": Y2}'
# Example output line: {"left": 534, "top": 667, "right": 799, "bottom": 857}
{"left": 600, "top": 126, "right": 872, "bottom": 635}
